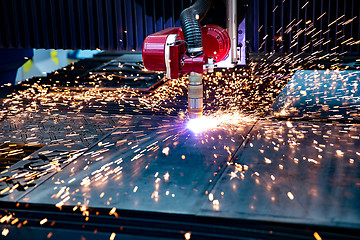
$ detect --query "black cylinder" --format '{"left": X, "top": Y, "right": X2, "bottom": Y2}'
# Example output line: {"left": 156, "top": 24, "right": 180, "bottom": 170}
{"left": 180, "top": 0, "right": 212, "bottom": 57}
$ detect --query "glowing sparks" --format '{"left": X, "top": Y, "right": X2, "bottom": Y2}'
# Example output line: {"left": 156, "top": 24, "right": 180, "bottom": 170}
{"left": 40, "top": 218, "right": 48, "bottom": 225}
{"left": 2, "top": 228, "right": 9, "bottom": 236}
{"left": 0, "top": 215, "right": 11, "bottom": 224}
{"left": 186, "top": 116, "right": 218, "bottom": 133}
{"left": 208, "top": 193, "right": 214, "bottom": 201}
{"left": 264, "top": 157, "right": 272, "bottom": 164}
{"left": 109, "top": 207, "right": 116, "bottom": 215}
{"left": 184, "top": 232, "right": 191, "bottom": 240}
{"left": 110, "top": 232, "right": 116, "bottom": 240}
{"left": 0, "top": 187, "right": 10, "bottom": 195}
{"left": 109, "top": 207, "right": 119, "bottom": 218}
{"left": 287, "top": 192, "right": 295, "bottom": 200}
{"left": 314, "top": 232, "right": 322, "bottom": 240}
{"left": 187, "top": 112, "right": 256, "bottom": 134}
{"left": 230, "top": 171, "right": 239, "bottom": 180}
{"left": 212, "top": 199, "right": 220, "bottom": 210}
{"left": 336, "top": 150, "right": 344, "bottom": 157}
{"left": 162, "top": 147, "right": 170, "bottom": 156}
{"left": 163, "top": 172, "right": 170, "bottom": 182}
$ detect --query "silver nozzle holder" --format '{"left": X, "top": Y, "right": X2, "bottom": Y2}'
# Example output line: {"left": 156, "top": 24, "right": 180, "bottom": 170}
{"left": 188, "top": 72, "right": 203, "bottom": 119}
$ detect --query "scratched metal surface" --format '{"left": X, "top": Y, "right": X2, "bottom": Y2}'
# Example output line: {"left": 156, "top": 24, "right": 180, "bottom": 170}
{"left": 0, "top": 112, "right": 128, "bottom": 201}
{"left": 199, "top": 120, "right": 360, "bottom": 228}
{"left": 0, "top": 112, "right": 125, "bottom": 146}
{"left": 18, "top": 115, "right": 255, "bottom": 214}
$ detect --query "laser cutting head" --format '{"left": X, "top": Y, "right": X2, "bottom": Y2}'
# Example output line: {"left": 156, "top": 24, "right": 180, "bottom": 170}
{"left": 142, "top": 25, "right": 230, "bottom": 78}
{"left": 142, "top": 25, "right": 230, "bottom": 119}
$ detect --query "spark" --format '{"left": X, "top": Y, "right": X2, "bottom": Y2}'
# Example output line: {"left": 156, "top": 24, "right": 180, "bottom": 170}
{"left": 287, "top": 192, "right": 294, "bottom": 200}
{"left": 162, "top": 147, "right": 170, "bottom": 156}
{"left": 163, "top": 172, "right": 170, "bottom": 182}
{"left": 212, "top": 199, "right": 220, "bottom": 210}
{"left": 230, "top": 171, "right": 239, "bottom": 180}
{"left": 336, "top": 150, "right": 344, "bottom": 157}
{"left": 2, "top": 228, "right": 9, "bottom": 236}
{"left": 40, "top": 218, "right": 48, "bottom": 225}
{"left": 187, "top": 112, "right": 256, "bottom": 134}
{"left": 314, "top": 232, "right": 322, "bottom": 240}
{"left": 186, "top": 116, "right": 218, "bottom": 133}
{"left": 109, "top": 207, "right": 118, "bottom": 217}
{"left": 208, "top": 193, "right": 214, "bottom": 201}
{"left": 264, "top": 157, "right": 272, "bottom": 164}
{"left": 184, "top": 232, "right": 191, "bottom": 240}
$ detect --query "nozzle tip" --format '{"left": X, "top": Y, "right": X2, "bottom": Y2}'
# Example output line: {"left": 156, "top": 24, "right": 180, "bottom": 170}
{"left": 188, "top": 108, "right": 202, "bottom": 119}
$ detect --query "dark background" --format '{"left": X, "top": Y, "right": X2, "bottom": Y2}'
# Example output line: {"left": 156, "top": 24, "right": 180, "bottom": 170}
{"left": 0, "top": 0, "right": 359, "bottom": 53}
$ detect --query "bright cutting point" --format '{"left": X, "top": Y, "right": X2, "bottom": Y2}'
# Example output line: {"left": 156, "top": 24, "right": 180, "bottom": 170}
{"left": 187, "top": 112, "right": 257, "bottom": 134}
{"left": 187, "top": 116, "right": 218, "bottom": 133}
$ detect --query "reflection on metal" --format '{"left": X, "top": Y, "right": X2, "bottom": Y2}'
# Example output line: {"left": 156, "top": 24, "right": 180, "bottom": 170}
{"left": 1, "top": 63, "right": 360, "bottom": 238}
{"left": 203, "top": 120, "right": 360, "bottom": 228}
{"left": 18, "top": 115, "right": 254, "bottom": 213}
{"left": 269, "top": 70, "right": 360, "bottom": 121}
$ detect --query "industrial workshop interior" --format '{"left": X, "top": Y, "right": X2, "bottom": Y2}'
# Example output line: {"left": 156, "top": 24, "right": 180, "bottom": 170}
{"left": 0, "top": 0, "right": 359, "bottom": 239}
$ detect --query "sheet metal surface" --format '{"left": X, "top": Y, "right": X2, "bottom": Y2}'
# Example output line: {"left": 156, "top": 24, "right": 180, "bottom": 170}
{"left": 2, "top": 69, "right": 360, "bottom": 232}
{"left": 269, "top": 70, "right": 360, "bottom": 121}
{"left": 200, "top": 120, "right": 360, "bottom": 228}
{"left": 19, "top": 115, "right": 255, "bottom": 214}
{"left": 0, "top": 113, "right": 127, "bottom": 202}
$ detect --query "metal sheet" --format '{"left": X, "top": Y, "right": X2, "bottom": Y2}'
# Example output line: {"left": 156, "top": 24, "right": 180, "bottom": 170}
{"left": 199, "top": 120, "right": 360, "bottom": 228}
{"left": 0, "top": 113, "right": 128, "bottom": 202}
{"left": 269, "top": 70, "right": 360, "bottom": 121}
{"left": 18, "top": 115, "right": 255, "bottom": 214}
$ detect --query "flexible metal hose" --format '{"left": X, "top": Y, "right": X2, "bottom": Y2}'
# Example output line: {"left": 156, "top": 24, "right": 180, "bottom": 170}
{"left": 180, "top": 0, "right": 212, "bottom": 57}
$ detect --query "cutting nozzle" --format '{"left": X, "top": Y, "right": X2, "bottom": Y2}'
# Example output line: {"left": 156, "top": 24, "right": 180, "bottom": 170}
{"left": 188, "top": 72, "right": 203, "bottom": 119}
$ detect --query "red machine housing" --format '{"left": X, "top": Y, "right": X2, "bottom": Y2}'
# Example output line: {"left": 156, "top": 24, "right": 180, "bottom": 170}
{"left": 142, "top": 25, "right": 230, "bottom": 79}
{"left": 201, "top": 25, "right": 231, "bottom": 62}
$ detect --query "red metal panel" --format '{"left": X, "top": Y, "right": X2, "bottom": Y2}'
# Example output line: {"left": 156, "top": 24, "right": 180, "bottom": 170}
{"left": 142, "top": 28, "right": 181, "bottom": 71}
{"left": 201, "top": 24, "right": 231, "bottom": 63}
